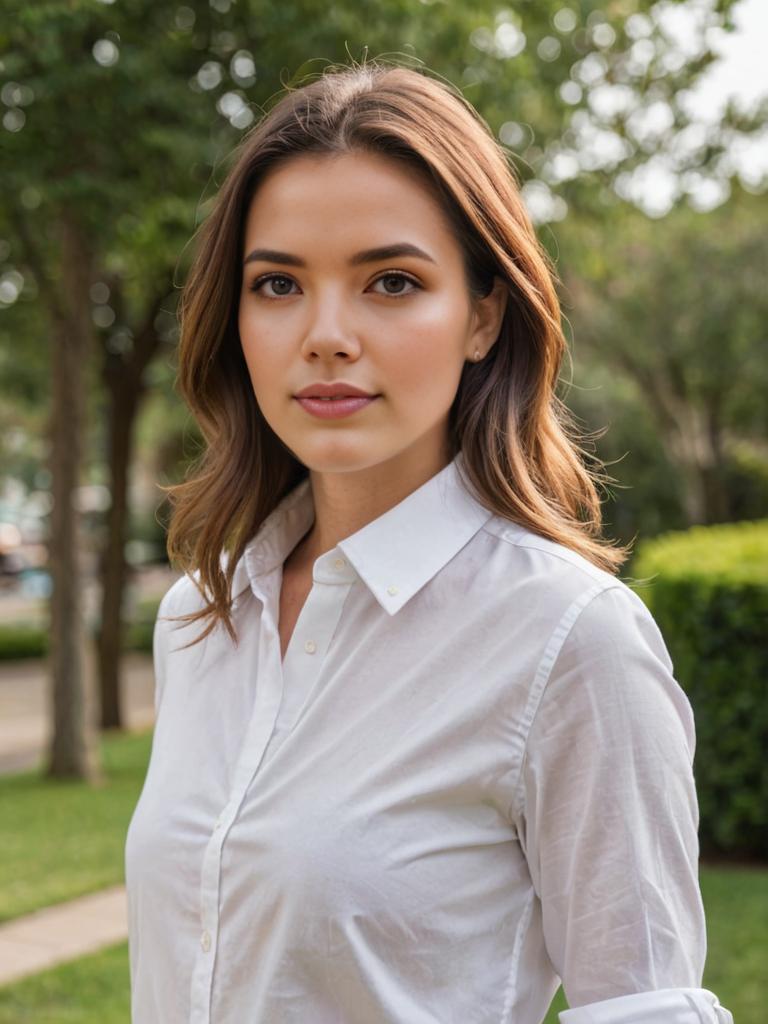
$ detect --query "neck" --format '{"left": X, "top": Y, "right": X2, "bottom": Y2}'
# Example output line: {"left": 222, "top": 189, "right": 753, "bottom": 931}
{"left": 288, "top": 437, "right": 455, "bottom": 571}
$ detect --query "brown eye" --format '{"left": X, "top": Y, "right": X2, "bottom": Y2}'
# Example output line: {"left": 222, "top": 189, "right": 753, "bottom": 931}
{"left": 250, "top": 274, "right": 298, "bottom": 298}
{"left": 371, "top": 272, "right": 421, "bottom": 297}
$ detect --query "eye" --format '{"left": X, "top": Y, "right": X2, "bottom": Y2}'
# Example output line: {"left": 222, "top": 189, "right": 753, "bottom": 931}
{"left": 249, "top": 273, "right": 299, "bottom": 298}
{"left": 247, "top": 270, "right": 422, "bottom": 300}
{"left": 370, "top": 271, "right": 421, "bottom": 298}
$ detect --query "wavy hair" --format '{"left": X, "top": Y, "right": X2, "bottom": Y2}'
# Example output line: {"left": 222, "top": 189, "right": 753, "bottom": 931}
{"left": 163, "top": 58, "right": 631, "bottom": 647}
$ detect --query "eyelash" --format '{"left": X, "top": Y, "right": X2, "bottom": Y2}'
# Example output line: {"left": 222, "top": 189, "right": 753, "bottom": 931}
{"left": 248, "top": 270, "right": 422, "bottom": 300}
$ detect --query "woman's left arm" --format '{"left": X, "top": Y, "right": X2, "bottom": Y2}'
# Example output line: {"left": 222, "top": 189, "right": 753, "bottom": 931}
{"left": 514, "top": 583, "right": 734, "bottom": 1024}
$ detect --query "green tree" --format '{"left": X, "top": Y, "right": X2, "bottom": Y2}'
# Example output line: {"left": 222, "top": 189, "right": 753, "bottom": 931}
{"left": 558, "top": 184, "right": 768, "bottom": 527}
{"left": 0, "top": 0, "right": 759, "bottom": 778}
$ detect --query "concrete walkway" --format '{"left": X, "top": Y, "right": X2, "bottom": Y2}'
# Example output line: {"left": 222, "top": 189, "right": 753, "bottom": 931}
{"left": 0, "top": 884, "right": 128, "bottom": 987}
{"left": 0, "top": 654, "right": 156, "bottom": 987}
{"left": 0, "top": 886, "right": 128, "bottom": 986}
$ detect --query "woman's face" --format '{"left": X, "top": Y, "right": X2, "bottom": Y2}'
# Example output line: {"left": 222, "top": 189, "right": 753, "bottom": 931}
{"left": 238, "top": 149, "right": 505, "bottom": 476}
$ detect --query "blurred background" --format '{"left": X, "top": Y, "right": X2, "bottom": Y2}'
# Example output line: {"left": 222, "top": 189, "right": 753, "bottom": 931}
{"left": 0, "top": 0, "right": 765, "bottom": 1020}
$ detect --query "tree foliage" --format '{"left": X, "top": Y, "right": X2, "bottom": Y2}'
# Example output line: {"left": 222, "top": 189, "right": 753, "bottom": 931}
{"left": 558, "top": 183, "right": 768, "bottom": 528}
{"left": 0, "top": 0, "right": 765, "bottom": 769}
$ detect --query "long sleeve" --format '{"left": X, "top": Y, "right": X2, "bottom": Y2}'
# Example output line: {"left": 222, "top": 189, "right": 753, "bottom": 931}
{"left": 514, "top": 584, "right": 733, "bottom": 1024}
{"left": 558, "top": 987, "right": 732, "bottom": 1023}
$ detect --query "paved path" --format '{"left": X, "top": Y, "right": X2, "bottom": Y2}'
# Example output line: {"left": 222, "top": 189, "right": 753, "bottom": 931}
{"left": 0, "top": 886, "right": 128, "bottom": 986}
{"left": 0, "top": 655, "right": 156, "bottom": 987}
{"left": 0, "top": 571, "right": 178, "bottom": 987}
{"left": 0, "top": 652, "right": 156, "bottom": 775}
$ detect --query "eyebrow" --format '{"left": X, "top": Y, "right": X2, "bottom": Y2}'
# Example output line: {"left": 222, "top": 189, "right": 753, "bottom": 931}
{"left": 242, "top": 243, "right": 437, "bottom": 268}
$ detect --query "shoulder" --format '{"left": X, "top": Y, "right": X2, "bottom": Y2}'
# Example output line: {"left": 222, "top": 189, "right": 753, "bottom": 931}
{"left": 156, "top": 571, "right": 205, "bottom": 619}
{"left": 491, "top": 528, "right": 695, "bottom": 775}
{"left": 154, "top": 571, "right": 213, "bottom": 652}
{"left": 156, "top": 546, "right": 252, "bottom": 622}
{"left": 482, "top": 515, "right": 617, "bottom": 588}
{"left": 479, "top": 514, "right": 642, "bottom": 614}
{"left": 491, "top": 524, "right": 692, "bottom": 748}
{"left": 477, "top": 515, "right": 671, "bottom": 671}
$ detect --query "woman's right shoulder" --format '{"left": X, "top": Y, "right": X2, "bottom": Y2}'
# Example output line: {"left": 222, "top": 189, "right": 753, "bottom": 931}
{"left": 156, "top": 571, "right": 207, "bottom": 621}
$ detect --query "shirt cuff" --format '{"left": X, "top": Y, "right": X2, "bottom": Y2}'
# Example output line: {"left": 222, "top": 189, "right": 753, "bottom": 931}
{"left": 558, "top": 988, "right": 733, "bottom": 1024}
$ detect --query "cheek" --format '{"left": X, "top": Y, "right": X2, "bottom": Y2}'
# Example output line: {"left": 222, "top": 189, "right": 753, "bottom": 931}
{"left": 238, "top": 309, "right": 285, "bottom": 389}
{"left": 381, "top": 296, "right": 468, "bottom": 398}
{"left": 237, "top": 306, "right": 255, "bottom": 366}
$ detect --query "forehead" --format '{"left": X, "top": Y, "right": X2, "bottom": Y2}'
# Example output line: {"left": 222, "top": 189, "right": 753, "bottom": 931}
{"left": 241, "top": 150, "right": 459, "bottom": 256}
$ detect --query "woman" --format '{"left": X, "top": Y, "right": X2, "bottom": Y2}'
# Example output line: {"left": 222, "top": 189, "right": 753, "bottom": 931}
{"left": 125, "top": 60, "right": 733, "bottom": 1024}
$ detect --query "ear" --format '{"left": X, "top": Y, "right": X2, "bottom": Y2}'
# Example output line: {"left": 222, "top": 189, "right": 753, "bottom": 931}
{"left": 467, "top": 276, "right": 508, "bottom": 360}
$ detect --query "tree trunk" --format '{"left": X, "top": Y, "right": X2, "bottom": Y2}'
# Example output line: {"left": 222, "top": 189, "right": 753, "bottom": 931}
{"left": 45, "top": 216, "right": 101, "bottom": 782}
{"left": 663, "top": 406, "right": 730, "bottom": 526}
{"left": 96, "top": 284, "right": 167, "bottom": 731}
{"left": 702, "top": 403, "right": 730, "bottom": 523}
{"left": 98, "top": 381, "right": 141, "bottom": 730}
{"left": 636, "top": 383, "right": 729, "bottom": 527}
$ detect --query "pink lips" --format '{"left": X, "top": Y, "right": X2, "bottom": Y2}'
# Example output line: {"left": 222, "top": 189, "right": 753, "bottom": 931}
{"left": 295, "top": 396, "right": 379, "bottom": 419}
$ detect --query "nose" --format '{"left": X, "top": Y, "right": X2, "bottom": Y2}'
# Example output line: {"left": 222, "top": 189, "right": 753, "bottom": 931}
{"left": 300, "top": 288, "right": 362, "bottom": 362}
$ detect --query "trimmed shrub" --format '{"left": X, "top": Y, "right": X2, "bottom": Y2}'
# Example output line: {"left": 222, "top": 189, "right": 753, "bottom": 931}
{"left": 0, "top": 599, "right": 161, "bottom": 661}
{"left": 0, "top": 624, "right": 48, "bottom": 660}
{"left": 124, "top": 599, "right": 160, "bottom": 654}
{"left": 631, "top": 519, "right": 768, "bottom": 860}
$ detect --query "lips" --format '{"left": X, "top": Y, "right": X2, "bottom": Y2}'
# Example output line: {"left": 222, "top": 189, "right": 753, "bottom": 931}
{"left": 294, "top": 382, "right": 378, "bottom": 399}
{"left": 294, "top": 394, "right": 380, "bottom": 419}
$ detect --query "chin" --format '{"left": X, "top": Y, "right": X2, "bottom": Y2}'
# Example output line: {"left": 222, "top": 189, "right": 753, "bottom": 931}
{"left": 295, "top": 442, "right": 394, "bottom": 476}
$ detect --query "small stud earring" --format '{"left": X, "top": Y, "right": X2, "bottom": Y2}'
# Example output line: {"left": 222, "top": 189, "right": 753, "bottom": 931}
{"left": 474, "top": 349, "right": 482, "bottom": 361}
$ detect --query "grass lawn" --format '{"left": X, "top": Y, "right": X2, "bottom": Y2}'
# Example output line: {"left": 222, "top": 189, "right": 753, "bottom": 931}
{"left": 1, "top": 730, "right": 153, "bottom": 922}
{"left": 0, "top": 943, "right": 129, "bottom": 1024}
{"left": 0, "top": 729, "right": 765, "bottom": 1021}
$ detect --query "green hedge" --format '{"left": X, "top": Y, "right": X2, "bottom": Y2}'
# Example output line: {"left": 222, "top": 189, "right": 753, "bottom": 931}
{"left": 0, "top": 598, "right": 160, "bottom": 662}
{"left": 0, "top": 624, "right": 49, "bottom": 661}
{"left": 631, "top": 519, "right": 768, "bottom": 860}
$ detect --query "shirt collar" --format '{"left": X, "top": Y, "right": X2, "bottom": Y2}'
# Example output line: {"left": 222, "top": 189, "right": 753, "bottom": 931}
{"left": 233, "top": 449, "right": 494, "bottom": 616}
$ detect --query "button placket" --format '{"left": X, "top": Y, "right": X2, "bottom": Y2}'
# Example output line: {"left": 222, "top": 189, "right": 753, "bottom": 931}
{"left": 190, "top": 570, "right": 286, "bottom": 1024}
{"left": 262, "top": 574, "right": 352, "bottom": 765}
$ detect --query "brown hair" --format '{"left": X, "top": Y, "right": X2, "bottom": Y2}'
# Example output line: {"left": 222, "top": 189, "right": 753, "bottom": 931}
{"left": 163, "top": 57, "right": 631, "bottom": 647}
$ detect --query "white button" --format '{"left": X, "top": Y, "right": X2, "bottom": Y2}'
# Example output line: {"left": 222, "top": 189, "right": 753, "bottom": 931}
{"left": 304, "top": 639, "right": 317, "bottom": 654}
{"left": 333, "top": 557, "right": 346, "bottom": 569}
{"left": 213, "top": 817, "right": 222, "bottom": 831}
{"left": 201, "top": 930, "right": 211, "bottom": 952}
{"left": 386, "top": 585, "right": 399, "bottom": 596}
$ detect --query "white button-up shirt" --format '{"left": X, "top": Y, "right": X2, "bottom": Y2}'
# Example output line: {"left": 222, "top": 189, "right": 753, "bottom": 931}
{"left": 125, "top": 451, "right": 732, "bottom": 1024}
